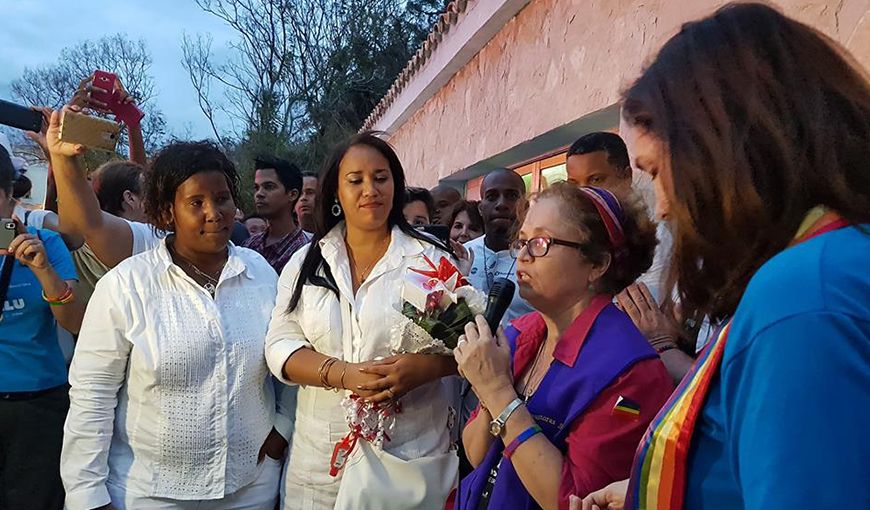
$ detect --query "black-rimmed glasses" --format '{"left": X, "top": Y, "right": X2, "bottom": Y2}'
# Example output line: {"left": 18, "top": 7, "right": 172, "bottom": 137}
{"left": 509, "top": 236, "right": 584, "bottom": 259}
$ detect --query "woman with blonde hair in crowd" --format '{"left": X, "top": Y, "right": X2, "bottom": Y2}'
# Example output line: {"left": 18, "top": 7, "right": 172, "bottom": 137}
{"left": 456, "top": 183, "right": 672, "bottom": 509}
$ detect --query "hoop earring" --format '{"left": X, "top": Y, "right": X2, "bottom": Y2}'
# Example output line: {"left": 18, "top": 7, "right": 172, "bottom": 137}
{"left": 331, "top": 200, "right": 342, "bottom": 217}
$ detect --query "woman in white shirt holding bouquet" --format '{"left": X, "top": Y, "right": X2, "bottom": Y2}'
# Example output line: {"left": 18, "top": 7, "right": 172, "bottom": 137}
{"left": 265, "top": 132, "right": 459, "bottom": 509}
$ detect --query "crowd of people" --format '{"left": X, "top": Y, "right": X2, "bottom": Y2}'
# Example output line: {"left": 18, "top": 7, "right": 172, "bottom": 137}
{"left": 0, "top": 3, "right": 868, "bottom": 510}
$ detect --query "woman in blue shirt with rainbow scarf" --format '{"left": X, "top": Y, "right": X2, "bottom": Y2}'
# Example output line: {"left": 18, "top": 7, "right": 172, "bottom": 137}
{"left": 579, "top": 3, "right": 870, "bottom": 510}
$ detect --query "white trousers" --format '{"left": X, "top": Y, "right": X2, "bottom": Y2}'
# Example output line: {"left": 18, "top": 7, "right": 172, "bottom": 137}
{"left": 107, "top": 456, "right": 282, "bottom": 510}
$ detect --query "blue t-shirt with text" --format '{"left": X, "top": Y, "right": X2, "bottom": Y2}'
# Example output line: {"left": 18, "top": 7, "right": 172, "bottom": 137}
{"left": 0, "top": 227, "right": 77, "bottom": 392}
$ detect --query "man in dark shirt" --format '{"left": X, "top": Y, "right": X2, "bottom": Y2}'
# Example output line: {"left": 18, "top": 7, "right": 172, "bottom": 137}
{"left": 242, "top": 157, "right": 310, "bottom": 274}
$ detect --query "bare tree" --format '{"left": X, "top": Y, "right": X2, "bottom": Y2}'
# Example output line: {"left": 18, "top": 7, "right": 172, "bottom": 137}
{"left": 185, "top": 0, "right": 445, "bottom": 175}
{"left": 182, "top": 0, "right": 308, "bottom": 151}
{"left": 10, "top": 34, "right": 167, "bottom": 157}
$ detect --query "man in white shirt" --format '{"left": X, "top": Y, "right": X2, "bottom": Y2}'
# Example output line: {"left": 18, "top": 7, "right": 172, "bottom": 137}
{"left": 465, "top": 168, "right": 533, "bottom": 326}
{"left": 565, "top": 132, "right": 672, "bottom": 303}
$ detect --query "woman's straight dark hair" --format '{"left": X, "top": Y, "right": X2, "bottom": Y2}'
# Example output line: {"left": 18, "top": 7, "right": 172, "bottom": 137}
{"left": 622, "top": 2, "right": 870, "bottom": 320}
{"left": 286, "top": 131, "right": 448, "bottom": 313}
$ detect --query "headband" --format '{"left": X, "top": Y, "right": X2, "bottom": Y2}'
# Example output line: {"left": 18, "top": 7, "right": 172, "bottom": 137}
{"left": 577, "top": 186, "right": 626, "bottom": 250}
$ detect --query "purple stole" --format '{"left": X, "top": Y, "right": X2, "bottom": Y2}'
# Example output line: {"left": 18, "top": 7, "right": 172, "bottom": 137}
{"left": 458, "top": 302, "right": 658, "bottom": 510}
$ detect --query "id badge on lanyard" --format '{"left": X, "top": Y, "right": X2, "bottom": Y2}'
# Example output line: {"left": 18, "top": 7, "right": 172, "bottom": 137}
{"left": 476, "top": 459, "right": 501, "bottom": 510}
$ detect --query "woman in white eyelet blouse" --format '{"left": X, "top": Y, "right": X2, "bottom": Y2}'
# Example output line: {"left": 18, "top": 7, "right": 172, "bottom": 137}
{"left": 59, "top": 140, "right": 284, "bottom": 510}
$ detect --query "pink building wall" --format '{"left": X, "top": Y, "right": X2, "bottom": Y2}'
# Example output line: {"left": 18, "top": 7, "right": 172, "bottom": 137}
{"left": 388, "top": 0, "right": 870, "bottom": 187}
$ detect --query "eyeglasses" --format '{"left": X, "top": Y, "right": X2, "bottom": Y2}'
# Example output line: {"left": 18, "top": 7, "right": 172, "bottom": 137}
{"left": 509, "top": 236, "right": 584, "bottom": 259}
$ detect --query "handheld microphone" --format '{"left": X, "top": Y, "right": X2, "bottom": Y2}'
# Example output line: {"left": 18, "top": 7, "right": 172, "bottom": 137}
{"left": 461, "top": 277, "right": 515, "bottom": 398}
{"left": 483, "top": 277, "right": 515, "bottom": 333}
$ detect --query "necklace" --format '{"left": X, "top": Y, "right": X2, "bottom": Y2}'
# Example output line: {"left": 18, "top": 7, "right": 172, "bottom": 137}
{"left": 481, "top": 239, "right": 517, "bottom": 290}
{"left": 482, "top": 244, "right": 495, "bottom": 289}
{"left": 346, "top": 234, "right": 390, "bottom": 285}
{"left": 519, "top": 338, "right": 549, "bottom": 402}
{"left": 172, "top": 247, "right": 225, "bottom": 297}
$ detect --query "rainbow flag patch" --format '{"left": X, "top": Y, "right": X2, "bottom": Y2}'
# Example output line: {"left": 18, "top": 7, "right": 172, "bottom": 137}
{"left": 612, "top": 396, "right": 641, "bottom": 420}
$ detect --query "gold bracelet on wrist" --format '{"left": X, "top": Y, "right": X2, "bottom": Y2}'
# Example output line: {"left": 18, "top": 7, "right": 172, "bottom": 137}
{"left": 337, "top": 362, "right": 348, "bottom": 392}
{"left": 323, "top": 358, "right": 338, "bottom": 390}
{"left": 317, "top": 357, "right": 337, "bottom": 390}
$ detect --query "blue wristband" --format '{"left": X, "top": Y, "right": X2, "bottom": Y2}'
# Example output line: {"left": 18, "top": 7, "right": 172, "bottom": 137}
{"left": 504, "top": 424, "right": 543, "bottom": 459}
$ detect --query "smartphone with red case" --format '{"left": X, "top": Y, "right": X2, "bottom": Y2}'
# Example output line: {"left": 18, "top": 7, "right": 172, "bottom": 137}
{"left": 91, "top": 70, "right": 117, "bottom": 106}
{"left": 92, "top": 70, "right": 144, "bottom": 125}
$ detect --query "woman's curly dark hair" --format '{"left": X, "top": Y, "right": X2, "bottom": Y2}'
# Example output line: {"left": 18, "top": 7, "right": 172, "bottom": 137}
{"left": 518, "top": 182, "right": 658, "bottom": 295}
{"left": 144, "top": 140, "right": 240, "bottom": 231}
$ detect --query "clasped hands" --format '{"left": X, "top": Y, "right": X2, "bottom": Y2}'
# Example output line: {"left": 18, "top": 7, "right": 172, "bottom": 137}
{"left": 348, "top": 353, "right": 440, "bottom": 404}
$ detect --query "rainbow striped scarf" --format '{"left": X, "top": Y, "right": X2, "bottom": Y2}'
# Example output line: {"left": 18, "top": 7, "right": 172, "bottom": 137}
{"left": 625, "top": 207, "right": 847, "bottom": 510}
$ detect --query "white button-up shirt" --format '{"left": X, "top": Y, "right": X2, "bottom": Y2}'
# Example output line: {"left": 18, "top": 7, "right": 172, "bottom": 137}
{"left": 265, "top": 224, "right": 454, "bottom": 508}
{"left": 62, "top": 240, "right": 278, "bottom": 510}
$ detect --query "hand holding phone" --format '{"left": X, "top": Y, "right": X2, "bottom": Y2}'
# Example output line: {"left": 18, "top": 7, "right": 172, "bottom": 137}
{"left": 90, "top": 70, "right": 117, "bottom": 107}
{"left": 45, "top": 107, "right": 87, "bottom": 160}
{"left": 112, "top": 92, "right": 145, "bottom": 126}
{"left": 0, "top": 219, "right": 19, "bottom": 254}
{"left": 0, "top": 100, "right": 44, "bottom": 132}
{"left": 59, "top": 109, "right": 120, "bottom": 153}
{"left": 23, "top": 107, "right": 52, "bottom": 157}
{"left": 91, "top": 70, "right": 144, "bottom": 126}
{"left": 72, "top": 71, "right": 145, "bottom": 126}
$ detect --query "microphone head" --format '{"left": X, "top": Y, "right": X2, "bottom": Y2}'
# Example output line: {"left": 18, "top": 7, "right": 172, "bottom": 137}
{"left": 483, "top": 277, "right": 516, "bottom": 331}
{"left": 488, "top": 277, "right": 515, "bottom": 300}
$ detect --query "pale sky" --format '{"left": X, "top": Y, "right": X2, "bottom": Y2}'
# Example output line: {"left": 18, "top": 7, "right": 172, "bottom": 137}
{"left": 0, "top": 0, "right": 239, "bottom": 140}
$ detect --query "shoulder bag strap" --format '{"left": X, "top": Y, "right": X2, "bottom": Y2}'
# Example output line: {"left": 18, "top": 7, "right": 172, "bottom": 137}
{"left": 0, "top": 256, "right": 16, "bottom": 321}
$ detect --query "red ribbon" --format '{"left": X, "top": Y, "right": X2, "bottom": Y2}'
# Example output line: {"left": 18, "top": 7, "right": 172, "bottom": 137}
{"left": 329, "top": 396, "right": 403, "bottom": 477}
{"left": 409, "top": 255, "right": 468, "bottom": 289}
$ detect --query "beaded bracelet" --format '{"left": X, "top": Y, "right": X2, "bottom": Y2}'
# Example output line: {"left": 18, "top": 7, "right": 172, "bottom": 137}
{"left": 503, "top": 424, "right": 543, "bottom": 459}
{"left": 42, "top": 284, "right": 75, "bottom": 306}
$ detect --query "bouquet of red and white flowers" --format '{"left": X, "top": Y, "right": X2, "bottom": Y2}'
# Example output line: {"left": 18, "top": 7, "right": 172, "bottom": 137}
{"left": 334, "top": 255, "right": 484, "bottom": 474}
{"left": 390, "top": 255, "right": 486, "bottom": 355}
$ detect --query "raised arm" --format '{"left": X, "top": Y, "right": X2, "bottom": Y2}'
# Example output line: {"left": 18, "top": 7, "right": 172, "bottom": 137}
{"left": 127, "top": 120, "right": 146, "bottom": 167}
{"left": 47, "top": 106, "right": 135, "bottom": 268}
{"left": 112, "top": 79, "right": 146, "bottom": 167}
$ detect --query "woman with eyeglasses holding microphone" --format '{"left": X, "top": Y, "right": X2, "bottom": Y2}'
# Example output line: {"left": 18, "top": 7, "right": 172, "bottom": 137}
{"left": 454, "top": 183, "right": 673, "bottom": 510}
